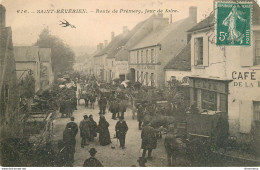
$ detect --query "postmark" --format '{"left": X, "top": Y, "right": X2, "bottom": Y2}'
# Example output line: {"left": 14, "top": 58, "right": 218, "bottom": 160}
{"left": 216, "top": 2, "right": 252, "bottom": 46}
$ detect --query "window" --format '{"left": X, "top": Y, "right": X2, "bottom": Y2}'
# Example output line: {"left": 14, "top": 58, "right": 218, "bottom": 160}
{"left": 195, "top": 37, "right": 203, "bottom": 66}
{"left": 253, "top": 101, "right": 260, "bottom": 121}
{"left": 146, "top": 50, "right": 148, "bottom": 64}
{"left": 141, "top": 50, "right": 143, "bottom": 63}
{"left": 151, "top": 73, "right": 155, "bottom": 87}
{"left": 112, "top": 61, "right": 114, "bottom": 66}
{"left": 137, "top": 71, "right": 139, "bottom": 81}
{"left": 201, "top": 90, "right": 217, "bottom": 111}
{"left": 141, "top": 72, "right": 143, "bottom": 83}
{"left": 151, "top": 49, "right": 154, "bottom": 63}
{"left": 254, "top": 31, "right": 260, "bottom": 65}
{"left": 137, "top": 51, "right": 139, "bottom": 64}
{"left": 146, "top": 72, "right": 148, "bottom": 85}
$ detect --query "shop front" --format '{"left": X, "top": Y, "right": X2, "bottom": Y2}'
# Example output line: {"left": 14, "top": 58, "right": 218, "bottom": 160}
{"left": 189, "top": 76, "right": 232, "bottom": 114}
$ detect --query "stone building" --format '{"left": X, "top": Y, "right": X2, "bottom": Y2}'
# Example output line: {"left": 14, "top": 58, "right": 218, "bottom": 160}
{"left": 0, "top": 4, "right": 22, "bottom": 139}
{"left": 14, "top": 46, "right": 41, "bottom": 92}
{"left": 129, "top": 7, "right": 197, "bottom": 87}
{"left": 187, "top": 0, "right": 260, "bottom": 147}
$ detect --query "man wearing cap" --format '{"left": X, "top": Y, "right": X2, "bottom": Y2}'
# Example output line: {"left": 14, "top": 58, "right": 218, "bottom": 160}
{"left": 141, "top": 121, "right": 157, "bottom": 160}
{"left": 66, "top": 117, "right": 78, "bottom": 138}
{"left": 83, "top": 148, "right": 103, "bottom": 167}
{"left": 115, "top": 116, "right": 128, "bottom": 149}
{"left": 80, "top": 115, "right": 90, "bottom": 148}
{"left": 63, "top": 124, "right": 76, "bottom": 165}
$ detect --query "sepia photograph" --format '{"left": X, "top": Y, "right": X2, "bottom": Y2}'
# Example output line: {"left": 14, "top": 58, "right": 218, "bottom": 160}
{"left": 0, "top": 0, "right": 259, "bottom": 167}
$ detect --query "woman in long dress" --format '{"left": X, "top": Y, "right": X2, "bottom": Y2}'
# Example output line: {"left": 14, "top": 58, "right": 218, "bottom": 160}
{"left": 222, "top": 6, "right": 246, "bottom": 44}
{"left": 97, "top": 116, "right": 111, "bottom": 146}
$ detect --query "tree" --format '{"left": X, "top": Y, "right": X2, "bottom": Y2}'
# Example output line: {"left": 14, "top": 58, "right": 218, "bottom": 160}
{"left": 35, "top": 28, "right": 75, "bottom": 78}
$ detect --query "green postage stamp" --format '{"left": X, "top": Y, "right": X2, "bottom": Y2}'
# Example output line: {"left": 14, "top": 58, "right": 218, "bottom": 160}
{"left": 216, "top": 2, "right": 252, "bottom": 46}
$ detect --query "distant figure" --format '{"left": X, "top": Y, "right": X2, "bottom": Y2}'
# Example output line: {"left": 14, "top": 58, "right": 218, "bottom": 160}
{"left": 89, "top": 93, "right": 96, "bottom": 109}
{"left": 84, "top": 94, "right": 90, "bottom": 108}
{"left": 83, "top": 148, "right": 103, "bottom": 167}
{"left": 137, "top": 104, "right": 145, "bottom": 130}
{"left": 89, "top": 114, "right": 98, "bottom": 141}
{"left": 98, "top": 96, "right": 107, "bottom": 114}
{"left": 79, "top": 115, "right": 90, "bottom": 148}
{"left": 164, "top": 125, "right": 178, "bottom": 166}
{"left": 115, "top": 116, "right": 128, "bottom": 149}
{"left": 109, "top": 99, "right": 119, "bottom": 120}
{"left": 97, "top": 115, "right": 111, "bottom": 146}
{"left": 141, "top": 121, "right": 157, "bottom": 159}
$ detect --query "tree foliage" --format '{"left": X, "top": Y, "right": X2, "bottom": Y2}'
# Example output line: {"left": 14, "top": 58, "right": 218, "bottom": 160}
{"left": 21, "top": 73, "right": 35, "bottom": 99}
{"left": 35, "top": 28, "right": 75, "bottom": 77}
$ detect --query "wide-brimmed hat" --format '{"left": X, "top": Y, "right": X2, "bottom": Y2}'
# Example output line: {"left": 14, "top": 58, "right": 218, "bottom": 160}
{"left": 89, "top": 148, "right": 97, "bottom": 155}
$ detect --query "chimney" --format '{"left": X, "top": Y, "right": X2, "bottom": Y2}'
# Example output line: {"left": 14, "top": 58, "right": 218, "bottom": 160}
{"left": 169, "top": 14, "right": 172, "bottom": 24}
{"left": 111, "top": 32, "right": 115, "bottom": 41}
{"left": 99, "top": 43, "right": 103, "bottom": 51}
{"left": 0, "top": 5, "right": 6, "bottom": 28}
{"left": 189, "top": 6, "right": 197, "bottom": 23}
{"left": 153, "top": 15, "right": 168, "bottom": 31}
{"left": 123, "top": 26, "right": 128, "bottom": 34}
{"left": 104, "top": 40, "right": 108, "bottom": 47}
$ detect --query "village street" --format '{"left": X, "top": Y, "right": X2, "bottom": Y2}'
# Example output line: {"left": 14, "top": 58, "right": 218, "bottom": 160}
{"left": 52, "top": 101, "right": 174, "bottom": 167}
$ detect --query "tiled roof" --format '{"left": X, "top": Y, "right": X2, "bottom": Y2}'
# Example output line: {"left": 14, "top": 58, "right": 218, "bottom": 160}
{"left": 14, "top": 46, "right": 39, "bottom": 62}
{"left": 94, "top": 18, "right": 149, "bottom": 60}
{"left": 39, "top": 48, "right": 51, "bottom": 62}
{"left": 130, "top": 18, "right": 191, "bottom": 50}
{"left": 187, "top": 13, "right": 214, "bottom": 32}
{"left": 115, "top": 15, "right": 157, "bottom": 61}
{"left": 164, "top": 42, "right": 191, "bottom": 71}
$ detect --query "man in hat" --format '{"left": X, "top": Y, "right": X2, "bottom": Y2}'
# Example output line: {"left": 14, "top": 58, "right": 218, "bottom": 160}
{"left": 63, "top": 124, "right": 76, "bottom": 165}
{"left": 141, "top": 121, "right": 157, "bottom": 160}
{"left": 79, "top": 115, "right": 90, "bottom": 148}
{"left": 83, "top": 148, "right": 103, "bottom": 167}
{"left": 115, "top": 116, "right": 128, "bottom": 149}
{"left": 66, "top": 117, "right": 78, "bottom": 138}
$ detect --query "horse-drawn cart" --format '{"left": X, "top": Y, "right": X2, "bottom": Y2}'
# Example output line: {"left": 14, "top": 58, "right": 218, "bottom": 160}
{"left": 175, "top": 111, "right": 229, "bottom": 165}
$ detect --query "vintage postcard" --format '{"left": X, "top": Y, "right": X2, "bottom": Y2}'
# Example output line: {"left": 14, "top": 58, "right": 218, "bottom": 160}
{"left": 0, "top": 0, "right": 260, "bottom": 168}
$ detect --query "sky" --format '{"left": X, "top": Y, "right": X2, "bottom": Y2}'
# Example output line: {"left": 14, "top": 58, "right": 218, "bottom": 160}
{"left": 2, "top": 0, "right": 214, "bottom": 49}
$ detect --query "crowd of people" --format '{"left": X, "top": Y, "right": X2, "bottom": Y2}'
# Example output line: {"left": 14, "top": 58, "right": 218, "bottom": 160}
{"left": 57, "top": 74, "right": 181, "bottom": 167}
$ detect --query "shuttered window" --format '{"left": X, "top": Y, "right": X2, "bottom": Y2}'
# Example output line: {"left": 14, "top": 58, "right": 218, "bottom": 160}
{"left": 253, "top": 101, "right": 260, "bottom": 121}
{"left": 194, "top": 37, "right": 203, "bottom": 66}
{"left": 137, "top": 51, "right": 139, "bottom": 64}
{"left": 255, "top": 39, "right": 260, "bottom": 65}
